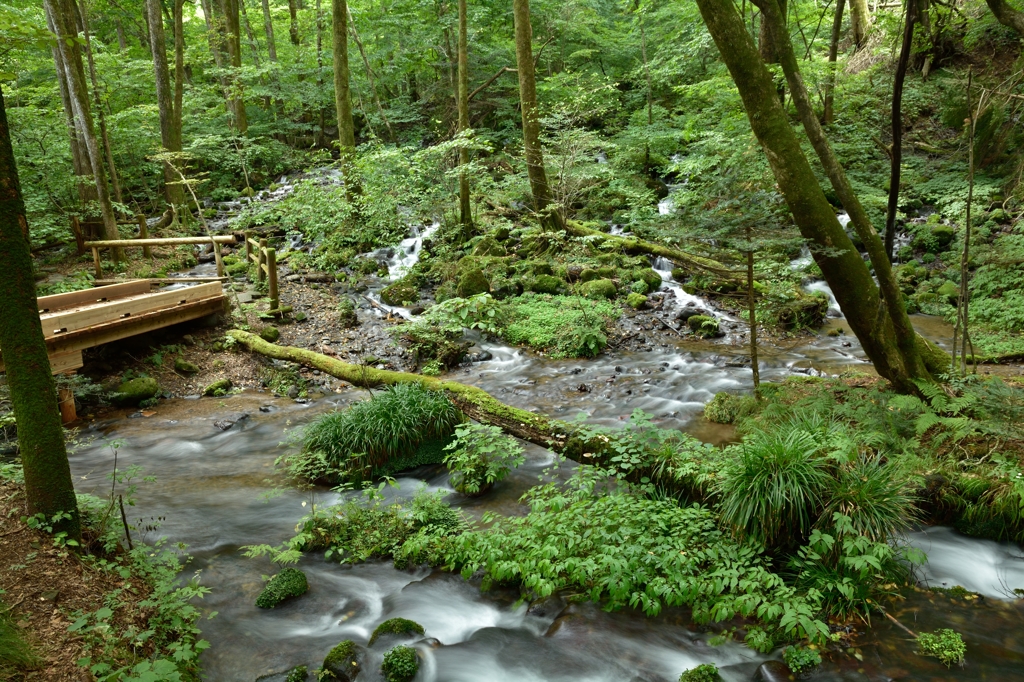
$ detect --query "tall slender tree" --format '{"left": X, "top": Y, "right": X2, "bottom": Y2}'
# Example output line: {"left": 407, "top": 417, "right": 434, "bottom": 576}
{"left": 146, "top": 0, "right": 185, "bottom": 206}
{"left": 822, "top": 0, "right": 845, "bottom": 125}
{"left": 457, "top": 0, "right": 471, "bottom": 227}
{"left": 884, "top": 0, "right": 918, "bottom": 260}
{"left": 262, "top": 0, "right": 278, "bottom": 60}
{"left": 221, "top": 0, "right": 249, "bottom": 132}
{"left": 512, "top": 0, "right": 562, "bottom": 230}
{"left": 332, "top": 0, "right": 356, "bottom": 153}
{"left": 849, "top": 0, "right": 871, "bottom": 49}
{"left": 0, "top": 84, "right": 80, "bottom": 540}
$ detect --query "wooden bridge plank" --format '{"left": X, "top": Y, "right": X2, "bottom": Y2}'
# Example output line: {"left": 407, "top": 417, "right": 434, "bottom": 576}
{"left": 37, "top": 280, "right": 151, "bottom": 314}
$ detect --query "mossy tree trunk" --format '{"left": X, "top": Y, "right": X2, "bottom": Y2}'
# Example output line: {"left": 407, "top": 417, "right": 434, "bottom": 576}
{"left": 984, "top": 0, "right": 1024, "bottom": 34}
{"left": 849, "top": 0, "right": 871, "bottom": 49}
{"left": 262, "top": 0, "right": 278, "bottom": 60}
{"left": 146, "top": 0, "right": 185, "bottom": 206}
{"left": 695, "top": 0, "right": 936, "bottom": 392}
{"left": 755, "top": 0, "right": 938, "bottom": 384}
{"left": 221, "top": 0, "right": 249, "bottom": 133}
{"left": 823, "top": 0, "right": 845, "bottom": 125}
{"left": 457, "top": 0, "right": 472, "bottom": 228}
{"left": 0, "top": 85, "right": 80, "bottom": 539}
{"left": 332, "top": 0, "right": 355, "bottom": 153}
{"left": 512, "top": 0, "right": 563, "bottom": 231}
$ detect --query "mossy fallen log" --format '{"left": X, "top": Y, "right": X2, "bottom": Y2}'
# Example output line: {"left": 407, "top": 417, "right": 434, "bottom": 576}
{"left": 563, "top": 221, "right": 741, "bottom": 279}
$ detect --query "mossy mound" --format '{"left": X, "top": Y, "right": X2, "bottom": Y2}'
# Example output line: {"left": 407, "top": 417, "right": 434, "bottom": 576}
{"left": 777, "top": 292, "right": 829, "bottom": 330}
{"left": 322, "top": 640, "right": 362, "bottom": 682}
{"left": 110, "top": 377, "right": 159, "bottom": 406}
{"left": 634, "top": 268, "right": 663, "bottom": 292}
{"left": 381, "top": 278, "right": 420, "bottom": 306}
{"left": 381, "top": 645, "right": 419, "bottom": 682}
{"left": 337, "top": 298, "right": 359, "bottom": 327}
{"left": 688, "top": 315, "right": 720, "bottom": 337}
{"left": 457, "top": 268, "right": 490, "bottom": 297}
{"left": 472, "top": 235, "right": 506, "bottom": 257}
{"left": 174, "top": 357, "right": 199, "bottom": 374}
{"left": 704, "top": 392, "right": 738, "bottom": 424}
{"left": 255, "top": 567, "right": 309, "bottom": 608}
{"left": 284, "top": 665, "right": 308, "bottom": 682}
{"left": 203, "top": 378, "right": 232, "bottom": 396}
{"left": 528, "top": 274, "right": 563, "bottom": 294}
{"left": 936, "top": 280, "right": 959, "bottom": 303}
{"left": 369, "top": 617, "right": 425, "bottom": 645}
{"left": 626, "top": 292, "right": 647, "bottom": 309}
{"left": 679, "top": 663, "right": 720, "bottom": 682}
{"left": 580, "top": 278, "right": 617, "bottom": 299}
{"left": 579, "top": 266, "right": 617, "bottom": 283}
{"left": 259, "top": 325, "right": 281, "bottom": 342}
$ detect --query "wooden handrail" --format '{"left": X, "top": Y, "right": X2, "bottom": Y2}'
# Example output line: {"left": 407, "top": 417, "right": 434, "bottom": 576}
{"left": 85, "top": 236, "right": 237, "bottom": 247}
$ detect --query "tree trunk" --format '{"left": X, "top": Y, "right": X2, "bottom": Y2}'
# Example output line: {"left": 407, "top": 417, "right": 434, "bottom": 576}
{"left": 349, "top": 9, "right": 395, "bottom": 142}
{"left": 45, "top": 0, "right": 121, "bottom": 257}
{"left": 146, "top": 0, "right": 185, "bottom": 206}
{"left": 695, "top": 0, "right": 934, "bottom": 391}
{"left": 78, "top": 1, "right": 122, "bottom": 204}
{"left": 457, "top": 0, "right": 472, "bottom": 227}
{"left": 288, "top": 0, "right": 300, "bottom": 45}
{"left": 262, "top": 0, "right": 278, "bottom": 60}
{"left": 512, "top": 0, "right": 563, "bottom": 231}
{"left": 823, "top": 0, "right": 845, "bottom": 125}
{"left": 221, "top": 0, "right": 249, "bottom": 133}
{"left": 640, "top": 16, "right": 653, "bottom": 172}
{"left": 332, "top": 0, "right": 356, "bottom": 153}
{"left": 984, "top": 0, "right": 1024, "bottom": 34}
{"left": 49, "top": 32, "right": 95, "bottom": 206}
{"left": 116, "top": 20, "right": 128, "bottom": 50}
{"left": 849, "top": 0, "right": 871, "bottom": 49}
{"left": 746, "top": 230, "right": 760, "bottom": 392}
{"left": 885, "top": 0, "right": 917, "bottom": 261}
{"left": 240, "top": 0, "right": 262, "bottom": 66}
{"left": 0, "top": 84, "right": 80, "bottom": 540}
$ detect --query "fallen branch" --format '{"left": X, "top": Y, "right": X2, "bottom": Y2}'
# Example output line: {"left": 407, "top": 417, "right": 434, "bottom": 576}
{"left": 468, "top": 66, "right": 517, "bottom": 102}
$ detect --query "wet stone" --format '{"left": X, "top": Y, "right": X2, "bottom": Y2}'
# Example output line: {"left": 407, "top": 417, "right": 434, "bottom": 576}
{"left": 214, "top": 413, "right": 250, "bottom": 430}
{"left": 753, "top": 660, "right": 794, "bottom": 682}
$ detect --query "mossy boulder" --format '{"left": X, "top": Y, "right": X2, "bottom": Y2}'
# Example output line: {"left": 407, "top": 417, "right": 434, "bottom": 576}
{"left": 174, "top": 358, "right": 199, "bottom": 374}
{"left": 489, "top": 275, "right": 523, "bottom": 299}
{"left": 337, "top": 298, "right": 359, "bottom": 327}
{"left": 930, "top": 224, "right": 955, "bottom": 250}
{"left": 704, "top": 392, "right": 738, "bottom": 424}
{"left": 472, "top": 235, "right": 506, "bottom": 257}
{"left": 634, "top": 268, "right": 663, "bottom": 292}
{"left": 580, "top": 278, "right": 617, "bottom": 299}
{"left": 524, "top": 259, "right": 553, "bottom": 276}
{"left": 381, "top": 645, "right": 419, "bottom": 682}
{"left": 369, "top": 617, "right": 425, "bottom": 645}
{"left": 777, "top": 292, "right": 829, "bottom": 330}
{"left": 255, "top": 567, "right": 308, "bottom": 608}
{"left": 579, "top": 266, "right": 617, "bottom": 283}
{"left": 259, "top": 325, "right": 280, "bottom": 343}
{"left": 671, "top": 267, "right": 688, "bottom": 282}
{"left": 203, "top": 378, "right": 232, "bottom": 396}
{"left": 322, "top": 640, "right": 363, "bottom": 682}
{"left": 990, "top": 208, "right": 1011, "bottom": 224}
{"left": 110, "top": 377, "right": 160, "bottom": 406}
{"left": 688, "top": 315, "right": 720, "bottom": 337}
{"left": 284, "top": 665, "right": 308, "bottom": 682}
{"left": 381, "top": 278, "right": 419, "bottom": 306}
{"left": 626, "top": 292, "right": 648, "bottom": 309}
{"left": 456, "top": 268, "right": 490, "bottom": 297}
{"left": 936, "top": 280, "right": 960, "bottom": 303}
{"left": 528, "top": 274, "right": 563, "bottom": 294}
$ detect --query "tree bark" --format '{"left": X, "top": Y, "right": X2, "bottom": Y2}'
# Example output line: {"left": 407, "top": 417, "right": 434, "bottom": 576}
{"left": 221, "top": 0, "right": 249, "bottom": 133}
{"left": 288, "top": 0, "right": 300, "bottom": 45}
{"left": 823, "top": 0, "right": 845, "bottom": 125}
{"left": 512, "top": 0, "right": 563, "bottom": 231}
{"left": 885, "top": 0, "right": 917, "bottom": 261}
{"left": 984, "top": 0, "right": 1024, "bottom": 34}
{"left": 45, "top": 0, "right": 121, "bottom": 257}
{"left": 457, "top": 0, "right": 472, "bottom": 227}
{"left": 849, "top": 0, "right": 871, "bottom": 49}
{"left": 332, "top": 0, "right": 356, "bottom": 155}
{"left": 0, "top": 84, "right": 80, "bottom": 540}
{"left": 262, "top": 0, "right": 278, "bottom": 60}
{"left": 78, "top": 0, "right": 123, "bottom": 204}
{"left": 146, "top": 0, "right": 185, "bottom": 206}
{"left": 239, "top": 0, "right": 262, "bottom": 66}
{"left": 49, "top": 30, "right": 95, "bottom": 206}
{"left": 696, "top": 0, "right": 935, "bottom": 391}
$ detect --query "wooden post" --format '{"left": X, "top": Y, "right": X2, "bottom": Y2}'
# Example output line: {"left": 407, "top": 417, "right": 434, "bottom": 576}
{"left": 267, "top": 247, "right": 278, "bottom": 310}
{"left": 92, "top": 247, "right": 103, "bottom": 278}
{"left": 212, "top": 237, "right": 225, "bottom": 278}
{"left": 244, "top": 231, "right": 253, "bottom": 270}
{"left": 58, "top": 385, "right": 77, "bottom": 424}
{"left": 258, "top": 238, "right": 267, "bottom": 283}
{"left": 71, "top": 216, "right": 86, "bottom": 255}
{"left": 137, "top": 214, "right": 152, "bottom": 259}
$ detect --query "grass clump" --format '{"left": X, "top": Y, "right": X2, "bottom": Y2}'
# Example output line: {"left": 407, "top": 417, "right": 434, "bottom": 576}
{"left": 783, "top": 645, "right": 822, "bottom": 673}
{"left": 0, "top": 600, "right": 38, "bottom": 676}
{"left": 255, "top": 567, "right": 309, "bottom": 608}
{"left": 678, "top": 663, "right": 719, "bottom": 682}
{"left": 299, "top": 383, "right": 461, "bottom": 481}
{"left": 917, "top": 628, "right": 966, "bottom": 667}
{"left": 381, "top": 645, "right": 418, "bottom": 682}
{"left": 284, "top": 664, "right": 308, "bottom": 682}
{"left": 501, "top": 293, "right": 616, "bottom": 358}
{"left": 369, "top": 618, "right": 425, "bottom": 645}
{"left": 703, "top": 392, "right": 738, "bottom": 424}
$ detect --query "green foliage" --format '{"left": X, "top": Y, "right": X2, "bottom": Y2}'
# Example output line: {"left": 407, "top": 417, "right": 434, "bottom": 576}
{"left": 704, "top": 392, "right": 738, "bottom": 424}
{"left": 255, "top": 567, "right": 309, "bottom": 609}
{"left": 36, "top": 270, "right": 94, "bottom": 297}
{"left": 687, "top": 315, "right": 720, "bottom": 337}
{"left": 783, "top": 645, "right": 822, "bottom": 673}
{"left": 625, "top": 292, "right": 647, "bottom": 309}
{"left": 678, "top": 664, "right": 719, "bottom": 682}
{"left": 380, "top": 645, "right": 418, "bottom": 682}
{"left": 916, "top": 629, "right": 966, "bottom": 668}
{"left": 369, "top": 618, "right": 425, "bottom": 645}
{"left": 321, "top": 640, "right": 359, "bottom": 681}
{"left": 298, "top": 384, "right": 460, "bottom": 480}
{"left": 284, "top": 665, "right": 308, "bottom": 682}
{"left": 501, "top": 294, "right": 615, "bottom": 358}
{"left": 0, "top": 597, "right": 38, "bottom": 676}
{"left": 443, "top": 423, "right": 525, "bottom": 495}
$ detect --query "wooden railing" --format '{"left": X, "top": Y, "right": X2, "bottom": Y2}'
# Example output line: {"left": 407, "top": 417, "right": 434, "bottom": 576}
{"left": 244, "top": 233, "right": 279, "bottom": 311}
{"left": 84, "top": 236, "right": 236, "bottom": 279}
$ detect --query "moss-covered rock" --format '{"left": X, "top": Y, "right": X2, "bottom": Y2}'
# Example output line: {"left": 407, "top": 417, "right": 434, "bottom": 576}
{"left": 381, "top": 645, "right": 419, "bottom": 682}
{"left": 259, "top": 325, "right": 280, "bottom": 342}
{"left": 381, "top": 278, "right": 420, "bottom": 306}
{"left": 526, "top": 259, "right": 553, "bottom": 276}
{"left": 110, "top": 377, "right": 160, "bottom": 406}
{"left": 704, "top": 392, "right": 738, "bottom": 424}
{"left": 457, "top": 268, "right": 490, "bottom": 297}
{"left": 337, "top": 298, "right": 359, "bottom": 327}
{"left": 472, "top": 236, "right": 506, "bottom": 257}
{"left": 489, "top": 275, "right": 523, "bottom": 300}
{"left": 626, "top": 292, "right": 648, "bottom": 309}
{"left": 284, "top": 665, "right": 308, "bottom": 682}
{"left": 174, "top": 357, "right": 199, "bottom": 374}
{"left": 369, "top": 617, "right": 425, "bottom": 645}
{"left": 322, "top": 640, "right": 362, "bottom": 682}
{"left": 635, "top": 268, "right": 663, "bottom": 292}
{"left": 777, "top": 292, "right": 829, "bottom": 330}
{"left": 580, "top": 278, "right": 617, "bottom": 299}
{"left": 936, "top": 280, "right": 959, "bottom": 303}
{"left": 528, "top": 274, "right": 563, "bottom": 294}
{"left": 255, "top": 567, "right": 308, "bottom": 608}
{"left": 679, "top": 663, "right": 720, "bottom": 682}
{"left": 671, "top": 267, "right": 688, "bottom": 282}
{"left": 203, "top": 378, "right": 232, "bottom": 396}
{"left": 688, "top": 315, "right": 720, "bottom": 337}
{"left": 931, "top": 224, "right": 955, "bottom": 250}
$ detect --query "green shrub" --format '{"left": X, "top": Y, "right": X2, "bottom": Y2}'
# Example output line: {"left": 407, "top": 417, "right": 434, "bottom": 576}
{"left": 443, "top": 423, "right": 525, "bottom": 495}
{"left": 285, "top": 665, "right": 308, "bottom": 682}
{"left": 917, "top": 629, "right": 966, "bottom": 667}
{"left": 338, "top": 298, "right": 359, "bottom": 327}
{"left": 299, "top": 383, "right": 461, "bottom": 480}
{"left": 255, "top": 567, "right": 309, "bottom": 608}
{"left": 678, "top": 663, "right": 719, "bottom": 682}
{"left": 381, "top": 645, "right": 418, "bottom": 682}
{"left": 783, "top": 645, "right": 822, "bottom": 673}
{"left": 704, "top": 392, "right": 738, "bottom": 424}
{"left": 501, "top": 294, "right": 615, "bottom": 358}
{"left": 369, "top": 618, "right": 425, "bottom": 645}
{"left": 0, "top": 601, "right": 37, "bottom": 676}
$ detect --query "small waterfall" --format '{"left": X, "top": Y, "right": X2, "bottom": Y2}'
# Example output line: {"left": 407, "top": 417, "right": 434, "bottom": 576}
{"left": 650, "top": 257, "right": 727, "bottom": 320}
{"left": 383, "top": 221, "right": 440, "bottom": 281}
{"left": 789, "top": 245, "right": 813, "bottom": 271}
{"left": 805, "top": 280, "right": 842, "bottom": 317}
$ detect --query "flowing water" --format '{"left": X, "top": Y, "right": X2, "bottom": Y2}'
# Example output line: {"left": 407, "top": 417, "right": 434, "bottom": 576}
{"left": 68, "top": 210, "right": 1024, "bottom": 680}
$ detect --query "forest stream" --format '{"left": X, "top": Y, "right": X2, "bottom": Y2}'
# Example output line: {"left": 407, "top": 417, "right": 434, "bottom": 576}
{"left": 66, "top": 220, "right": 1024, "bottom": 682}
